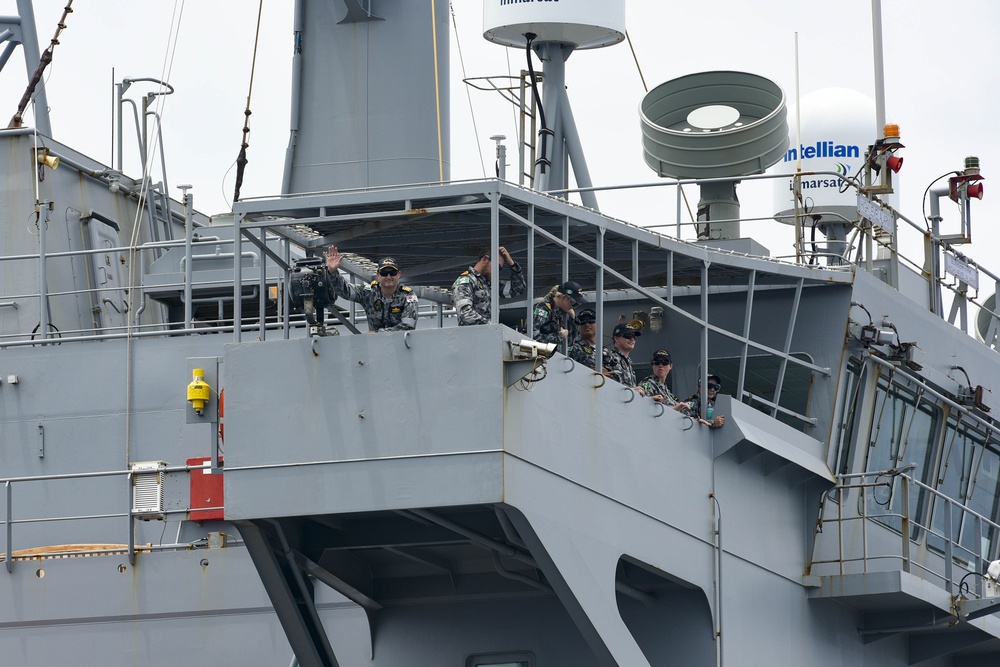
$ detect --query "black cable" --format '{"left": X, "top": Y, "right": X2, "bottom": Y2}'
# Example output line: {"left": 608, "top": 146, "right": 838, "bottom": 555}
{"left": 958, "top": 570, "right": 985, "bottom": 598}
{"left": 952, "top": 366, "right": 973, "bottom": 390}
{"left": 922, "top": 171, "right": 962, "bottom": 232}
{"left": 809, "top": 216, "right": 818, "bottom": 265}
{"left": 524, "top": 34, "right": 550, "bottom": 175}
{"left": 850, "top": 301, "right": 873, "bottom": 326}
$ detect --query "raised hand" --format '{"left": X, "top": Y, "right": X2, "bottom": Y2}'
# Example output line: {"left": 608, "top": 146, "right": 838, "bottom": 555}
{"left": 325, "top": 246, "right": 342, "bottom": 272}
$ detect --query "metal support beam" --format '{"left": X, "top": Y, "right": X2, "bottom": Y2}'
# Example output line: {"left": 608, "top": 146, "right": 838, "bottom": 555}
{"left": 236, "top": 520, "right": 340, "bottom": 667}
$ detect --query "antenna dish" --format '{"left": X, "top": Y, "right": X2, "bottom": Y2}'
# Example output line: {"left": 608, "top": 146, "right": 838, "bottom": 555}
{"left": 976, "top": 293, "right": 999, "bottom": 348}
{"left": 640, "top": 71, "right": 789, "bottom": 179}
{"left": 483, "top": 0, "right": 625, "bottom": 50}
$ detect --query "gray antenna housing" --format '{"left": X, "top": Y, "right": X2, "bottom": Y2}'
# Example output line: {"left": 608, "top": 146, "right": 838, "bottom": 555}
{"left": 640, "top": 71, "right": 789, "bottom": 240}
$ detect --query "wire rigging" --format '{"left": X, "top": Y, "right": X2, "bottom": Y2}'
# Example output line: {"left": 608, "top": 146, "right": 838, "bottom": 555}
{"left": 8, "top": 1, "right": 74, "bottom": 129}
{"left": 449, "top": 2, "right": 487, "bottom": 178}
{"left": 625, "top": 30, "right": 647, "bottom": 94}
{"left": 623, "top": 27, "right": 697, "bottom": 227}
{"left": 232, "top": 0, "right": 265, "bottom": 204}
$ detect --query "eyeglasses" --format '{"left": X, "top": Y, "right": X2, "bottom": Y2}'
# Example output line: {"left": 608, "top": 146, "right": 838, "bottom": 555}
{"left": 707, "top": 383, "right": 721, "bottom": 391}
{"left": 378, "top": 268, "right": 399, "bottom": 277}
{"left": 618, "top": 333, "right": 636, "bottom": 340}
{"left": 578, "top": 318, "right": 596, "bottom": 325}
{"left": 652, "top": 359, "right": 671, "bottom": 366}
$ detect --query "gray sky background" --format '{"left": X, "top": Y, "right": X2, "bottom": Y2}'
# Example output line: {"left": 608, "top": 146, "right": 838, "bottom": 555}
{"left": 3, "top": 1, "right": 999, "bottom": 303}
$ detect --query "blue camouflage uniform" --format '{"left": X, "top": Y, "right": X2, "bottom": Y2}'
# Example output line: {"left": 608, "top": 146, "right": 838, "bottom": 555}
{"left": 452, "top": 265, "right": 526, "bottom": 326}
{"left": 329, "top": 272, "right": 418, "bottom": 332}
{"left": 637, "top": 375, "right": 688, "bottom": 412}
{"left": 603, "top": 347, "right": 637, "bottom": 388}
{"left": 532, "top": 299, "right": 578, "bottom": 345}
{"left": 569, "top": 338, "right": 598, "bottom": 368}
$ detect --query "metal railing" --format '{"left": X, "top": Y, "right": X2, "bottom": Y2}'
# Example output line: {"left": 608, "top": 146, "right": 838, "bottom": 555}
{"left": 4, "top": 169, "right": 996, "bottom": 431}
{"left": 0, "top": 464, "right": 229, "bottom": 572}
{"left": 812, "top": 465, "right": 1000, "bottom": 598}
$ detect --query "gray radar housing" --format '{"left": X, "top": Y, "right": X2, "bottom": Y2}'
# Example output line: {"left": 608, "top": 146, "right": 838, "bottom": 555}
{"left": 640, "top": 71, "right": 789, "bottom": 240}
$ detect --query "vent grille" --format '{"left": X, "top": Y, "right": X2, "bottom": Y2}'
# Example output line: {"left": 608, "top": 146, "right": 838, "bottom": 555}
{"left": 131, "top": 461, "right": 167, "bottom": 520}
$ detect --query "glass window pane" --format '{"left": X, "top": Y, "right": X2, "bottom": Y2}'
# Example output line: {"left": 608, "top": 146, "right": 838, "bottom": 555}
{"left": 865, "top": 378, "right": 938, "bottom": 536}
{"left": 965, "top": 440, "right": 1000, "bottom": 560}
{"left": 932, "top": 417, "right": 983, "bottom": 556}
{"left": 834, "top": 360, "right": 864, "bottom": 477}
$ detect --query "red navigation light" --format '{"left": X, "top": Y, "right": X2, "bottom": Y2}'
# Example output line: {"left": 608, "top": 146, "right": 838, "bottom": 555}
{"left": 886, "top": 155, "right": 903, "bottom": 173}
{"left": 968, "top": 182, "right": 985, "bottom": 200}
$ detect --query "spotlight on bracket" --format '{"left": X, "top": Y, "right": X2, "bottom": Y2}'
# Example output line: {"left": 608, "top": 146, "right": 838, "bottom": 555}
{"left": 513, "top": 339, "right": 557, "bottom": 360}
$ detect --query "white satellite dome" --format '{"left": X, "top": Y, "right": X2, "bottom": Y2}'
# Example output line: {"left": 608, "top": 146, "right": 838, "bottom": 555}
{"left": 483, "top": 0, "right": 625, "bottom": 50}
{"left": 771, "top": 88, "right": 881, "bottom": 225}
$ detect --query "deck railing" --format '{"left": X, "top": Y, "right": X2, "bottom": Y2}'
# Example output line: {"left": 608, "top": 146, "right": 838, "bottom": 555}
{"left": 3, "top": 172, "right": 997, "bottom": 429}
{"left": 811, "top": 465, "right": 1000, "bottom": 599}
{"left": 0, "top": 464, "right": 229, "bottom": 572}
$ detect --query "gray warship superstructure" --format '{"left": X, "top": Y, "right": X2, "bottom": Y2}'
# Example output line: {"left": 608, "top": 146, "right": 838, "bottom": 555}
{"left": 2, "top": 1, "right": 1000, "bottom": 666}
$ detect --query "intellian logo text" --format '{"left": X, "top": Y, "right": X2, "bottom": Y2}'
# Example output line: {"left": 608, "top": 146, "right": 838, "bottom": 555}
{"left": 783, "top": 141, "right": 859, "bottom": 162}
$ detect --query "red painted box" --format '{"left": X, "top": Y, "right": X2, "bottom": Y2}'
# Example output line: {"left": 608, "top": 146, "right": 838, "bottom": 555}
{"left": 187, "top": 457, "right": 224, "bottom": 521}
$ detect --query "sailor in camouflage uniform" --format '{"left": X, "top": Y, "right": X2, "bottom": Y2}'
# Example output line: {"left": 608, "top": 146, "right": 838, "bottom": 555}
{"left": 532, "top": 280, "right": 586, "bottom": 345}
{"left": 569, "top": 308, "right": 600, "bottom": 369}
{"left": 685, "top": 374, "right": 726, "bottom": 428}
{"left": 324, "top": 247, "right": 418, "bottom": 332}
{"left": 637, "top": 349, "right": 690, "bottom": 414}
{"left": 452, "top": 246, "right": 526, "bottom": 326}
{"left": 603, "top": 321, "right": 645, "bottom": 393}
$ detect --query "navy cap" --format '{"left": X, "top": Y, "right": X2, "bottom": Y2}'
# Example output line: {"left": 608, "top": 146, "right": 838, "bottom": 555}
{"left": 558, "top": 280, "right": 587, "bottom": 305}
{"left": 612, "top": 322, "right": 643, "bottom": 338}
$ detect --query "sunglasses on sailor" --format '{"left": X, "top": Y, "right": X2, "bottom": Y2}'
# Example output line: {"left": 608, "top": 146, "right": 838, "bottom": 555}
{"left": 618, "top": 333, "right": 636, "bottom": 340}
{"left": 378, "top": 268, "right": 399, "bottom": 277}
{"left": 652, "top": 359, "right": 671, "bottom": 366}
{"left": 578, "top": 318, "right": 596, "bottom": 325}
{"left": 707, "top": 383, "right": 721, "bottom": 392}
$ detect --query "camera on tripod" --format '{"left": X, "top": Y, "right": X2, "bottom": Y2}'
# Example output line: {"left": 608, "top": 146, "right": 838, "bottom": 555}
{"left": 288, "top": 257, "right": 337, "bottom": 336}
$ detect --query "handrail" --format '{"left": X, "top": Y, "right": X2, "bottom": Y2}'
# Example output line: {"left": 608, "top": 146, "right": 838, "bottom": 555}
{"left": 812, "top": 468, "right": 1000, "bottom": 598}
{"left": 4, "top": 171, "right": 996, "bottom": 432}
{"left": 0, "top": 463, "right": 237, "bottom": 570}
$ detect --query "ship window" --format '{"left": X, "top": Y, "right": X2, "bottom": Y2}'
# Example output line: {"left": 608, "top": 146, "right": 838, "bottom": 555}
{"left": 864, "top": 374, "right": 939, "bottom": 536}
{"left": 466, "top": 653, "right": 533, "bottom": 667}
{"left": 929, "top": 415, "right": 1000, "bottom": 563}
{"left": 707, "top": 353, "right": 814, "bottom": 430}
{"left": 834, "top": 359, "right": 866, "bottom": 478}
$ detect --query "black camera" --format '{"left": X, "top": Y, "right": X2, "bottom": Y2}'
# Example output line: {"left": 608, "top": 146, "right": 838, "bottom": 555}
{"left": 288, "top": 257, "right": 335, "bottom": 334}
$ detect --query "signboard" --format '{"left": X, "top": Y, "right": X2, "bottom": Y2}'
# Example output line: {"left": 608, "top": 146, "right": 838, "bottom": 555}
{"left": 944, "top": 252, "right": 979, "bottom": 290}
{"left": 856, "top": 194, "right": 895, "bottom": 234}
